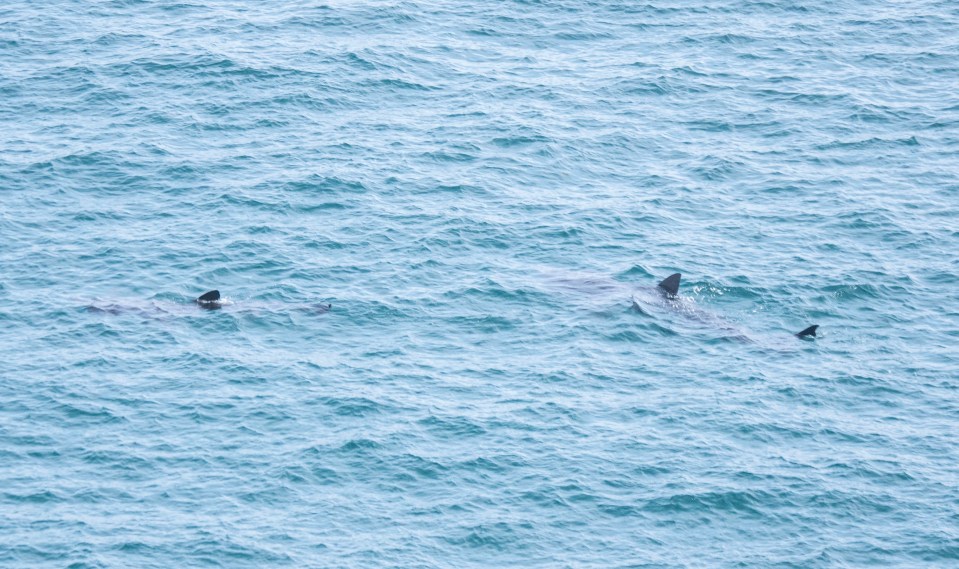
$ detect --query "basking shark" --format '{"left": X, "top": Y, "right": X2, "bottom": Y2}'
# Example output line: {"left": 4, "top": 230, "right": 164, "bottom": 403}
{"left": 637, "top": 273, "right": 818, "bottom": 339}
{"left": 87, "top": 289, "right": 332, "bottom": 317}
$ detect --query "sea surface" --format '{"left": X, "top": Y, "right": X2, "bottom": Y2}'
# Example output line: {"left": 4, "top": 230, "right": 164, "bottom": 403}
{"left": 2, "top": 1, "right": 958, "bottom": 567}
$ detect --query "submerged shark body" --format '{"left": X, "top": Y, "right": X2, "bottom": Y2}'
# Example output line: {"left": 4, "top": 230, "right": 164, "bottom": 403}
{"left": 87, "top": 290, "right": 331, "bottom": 317}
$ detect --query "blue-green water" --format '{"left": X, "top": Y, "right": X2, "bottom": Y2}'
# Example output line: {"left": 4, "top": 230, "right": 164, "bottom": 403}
{"left": 2, "top": 1, "right": 958, "bottom": 567}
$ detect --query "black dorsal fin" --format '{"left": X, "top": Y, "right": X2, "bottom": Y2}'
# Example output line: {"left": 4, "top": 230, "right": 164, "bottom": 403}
{"left": 796, "top": 325, "right": 818, "bottom": 338}
{"left": 657, "top": 273, "right": 681, "bottom": 296}
{"left": 197, "top": 290, "right": 220, "bottom": 303}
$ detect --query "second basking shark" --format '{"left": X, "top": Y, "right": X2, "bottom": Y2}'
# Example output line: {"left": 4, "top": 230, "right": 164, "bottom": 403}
{"left": 641, "top": 273, "right": 819, "bottom": 339}
{"left": 193, "top": 289, "right": 331, "bottom": 313}
{"left": 87, "top": 289, "right": 332, "bottom": 317}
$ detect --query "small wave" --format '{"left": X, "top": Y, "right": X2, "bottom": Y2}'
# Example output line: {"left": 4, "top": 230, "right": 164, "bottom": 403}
{"left": 642, "top": 490, "right": 770, "bottom": 515}
{"left": 816, "top": 136, "right": 921, "bottom": 151}
{"left": 2, "top": 490, "right": 64, "bottom": 504}
{"left": 419, "top": 414, "right": 487, "bottom": 437}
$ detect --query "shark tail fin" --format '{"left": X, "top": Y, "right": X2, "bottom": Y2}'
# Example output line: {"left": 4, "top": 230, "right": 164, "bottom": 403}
{"left": 796, "top": 324, "right": 818, "bottom": 338}
{"left": 657, "top": 273, "right": 681, "bottom": 296}
{"left": 197, "top": 290, "right": 220, "bottom": 303}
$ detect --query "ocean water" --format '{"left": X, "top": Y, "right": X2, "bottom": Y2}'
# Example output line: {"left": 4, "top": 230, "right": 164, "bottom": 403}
{"left": 1, "top": 0, "right": 958, "bottom": 566}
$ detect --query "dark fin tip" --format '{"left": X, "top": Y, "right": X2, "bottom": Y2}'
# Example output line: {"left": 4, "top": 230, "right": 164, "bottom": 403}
{"left": 796, "top": 324, "right": 819, "bottom": 338}
{"left": 197, "top": 290, "right": 220, "bottom": 303}
{"left": 657, "top": 273, "right": 682, "bottom": 296}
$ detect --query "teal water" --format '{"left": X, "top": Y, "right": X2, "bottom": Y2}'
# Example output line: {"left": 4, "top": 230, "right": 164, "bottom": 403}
{"left": 2, "top": 1, "right": 958, "bottom": 567}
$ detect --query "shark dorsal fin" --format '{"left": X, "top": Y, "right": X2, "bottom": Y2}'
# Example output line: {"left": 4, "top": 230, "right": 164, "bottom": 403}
{"left": 197, "top": 290, "right": 220, "bottom": 303}
{"left": 657, "top": 273, "right": 681, "bottom": 296}
{"left": 796, "top": 325, "right": 818, "bottom": 338}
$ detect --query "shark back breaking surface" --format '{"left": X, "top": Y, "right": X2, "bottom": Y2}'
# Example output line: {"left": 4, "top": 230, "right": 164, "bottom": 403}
{"left": 634, "top": 272, "right": 819, "bottom": 341}
{"left": 87, "top": 290, "right": 331, "bottom": 318}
